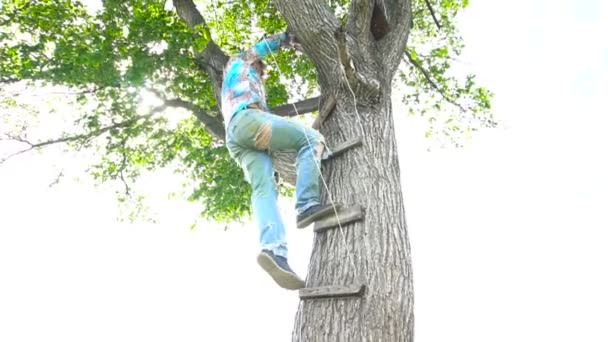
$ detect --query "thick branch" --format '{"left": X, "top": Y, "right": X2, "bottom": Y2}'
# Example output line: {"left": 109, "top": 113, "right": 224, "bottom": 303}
{"left": 165, "top": 97, "right": 322, "bottom": 139}
{"left": 381, "top": 0, "right": 411, "bottom": 31}
{"left": 153, "top": 82, "right": 321, "bottom": 138}
{"left": 146, "top": 86, "right": 226, "bottom": 140}
{"left": 347, "top": 0, "right": 375, "bottom": 43}
{"left": 377, "top": 0, "right": 412, "bottom": 76}
{"left": 404, "top": 51, "right": 466, "bottom": 112}
{"left": 173, "top": 0, "right": 205, "bottom": 28}
{"left": 164, "top": 98, "right": 226, "bottom": 140}
{"left": 273, "top": 0, "right": 342, "bottom": 88}
{"left": 333, "top": 28, "right": 381, "bottom": 98}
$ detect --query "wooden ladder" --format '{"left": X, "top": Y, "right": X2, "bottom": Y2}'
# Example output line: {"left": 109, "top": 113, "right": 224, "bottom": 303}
{"left": 299, "top": 96, "right": 366, "bottom": 301}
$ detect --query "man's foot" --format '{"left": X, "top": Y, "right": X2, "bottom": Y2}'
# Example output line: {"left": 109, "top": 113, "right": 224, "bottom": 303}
{"left": 257, "top": 250, "right": 305, "bottom": 290}
{"left": 296, "top": 203, "right": 336, "bottom": 228}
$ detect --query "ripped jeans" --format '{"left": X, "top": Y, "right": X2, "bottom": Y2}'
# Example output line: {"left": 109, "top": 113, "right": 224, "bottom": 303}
{"left": 226, "top": 108, "right": 325, "bottom": 258}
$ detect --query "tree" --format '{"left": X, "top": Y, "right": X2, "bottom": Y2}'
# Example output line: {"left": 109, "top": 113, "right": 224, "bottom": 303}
{"left": 0, "top": 0, "right": 494, "bottom": 340}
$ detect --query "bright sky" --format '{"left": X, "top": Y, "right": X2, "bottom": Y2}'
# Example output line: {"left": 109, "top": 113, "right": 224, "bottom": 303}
{"left": 1, "top": 0, "right": 607, "bottom": 341}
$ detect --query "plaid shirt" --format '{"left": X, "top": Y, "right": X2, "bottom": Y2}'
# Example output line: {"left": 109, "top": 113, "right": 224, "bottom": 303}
{"left": 221, "top": 32, "right": 291, "bottom": 125}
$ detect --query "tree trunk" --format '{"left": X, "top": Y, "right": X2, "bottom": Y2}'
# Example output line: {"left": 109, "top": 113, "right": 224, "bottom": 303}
{"left": 269, "top": 0, "right": 414, "bottom": 339}
{"left": 292, "top": 84, "right": 414, "bottom": 341}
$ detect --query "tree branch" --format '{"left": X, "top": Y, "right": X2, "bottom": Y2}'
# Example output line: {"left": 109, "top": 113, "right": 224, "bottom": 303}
{"left": 424, "top": 0, "right": 442, "bottom": 30}
{"left": 172, "top": 0, "right": 205, "bottom": 28}
{"left": 48, "top": 170, "right": 64, "bottom": 187}
{"left": 0, "top": 114, "right": 154, "bottom": 165}
{"left": 273, "top": 0, "right": 342, "bottom": 88}
{"left": 272, "top": 96, "right": 321, "bottom": 117}
{"left": 118, "top": 138, "right": 131, "bottom": 197}
{"left": 377, "top": 0, "right": 412, "bottom": 76}
{"left": 347, "top": 0, "right": 375, "bottom": 43}
{"left": 404, "top": 51, "right": 466, "bottom": 112}
{"left": 160, "top": 96, "right": 323, "bottom": 140}
{"left": 148, "top": 85, "right": 320, "bottom": 140}
{"left": 163, "top": 98, "right": 226, "bottom": 140}
{"left": 145, "top": 87, "right": 226, "bottom": 140}
{"left": 6, "top": 86, "right": 105, "bottom": 98}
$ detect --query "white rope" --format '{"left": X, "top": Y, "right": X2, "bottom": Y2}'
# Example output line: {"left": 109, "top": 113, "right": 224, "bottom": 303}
{"left": 335, "top": 42, "right": 373, "bottom": 250}
{"left": 263, "top": 39, "right": 361, "bottom": 282}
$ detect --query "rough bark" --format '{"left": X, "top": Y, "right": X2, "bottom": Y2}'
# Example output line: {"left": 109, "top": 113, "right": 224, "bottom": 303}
{"left": 293, "top": 87, "right": 414, "bottom": 342}
{"left": 276, "top": 0, "right": 415, "bottom": 340}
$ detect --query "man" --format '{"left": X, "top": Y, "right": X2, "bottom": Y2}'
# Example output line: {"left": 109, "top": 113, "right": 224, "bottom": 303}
{"left": 221, "top": 32, "right": 333, "bottom": 290}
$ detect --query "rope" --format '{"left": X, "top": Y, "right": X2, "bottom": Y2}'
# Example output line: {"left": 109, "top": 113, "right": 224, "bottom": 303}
{"left": 262, "top": 39, "right": 361, "bottom": 282}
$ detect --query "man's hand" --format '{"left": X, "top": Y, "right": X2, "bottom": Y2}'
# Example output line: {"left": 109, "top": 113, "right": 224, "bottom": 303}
{"left": 285, "top": 30, "right": 304, "bottom": 52}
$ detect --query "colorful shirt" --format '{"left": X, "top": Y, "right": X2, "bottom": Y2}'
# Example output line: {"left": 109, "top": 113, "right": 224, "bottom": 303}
{"left": 221, "top": 32, "right": 291, "bottom": 125}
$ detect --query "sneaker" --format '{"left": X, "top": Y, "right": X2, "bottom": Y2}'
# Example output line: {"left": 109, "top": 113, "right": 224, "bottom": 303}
{"left": 296, "top": 203, "right": 336, "bottom": 228}
{"left": 256, "top": 250, "right": 305, "bottom": 290}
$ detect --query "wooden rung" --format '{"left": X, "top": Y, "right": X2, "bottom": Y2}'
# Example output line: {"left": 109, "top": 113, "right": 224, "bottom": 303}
{"left": 326, "top": 137, "right": 363, "bottom": 160}
{"left": 312, "top": 95, "right": 337, "bottom": 129}
{"left": 272, "top": 96, "right": 320, "bottom": 117}
{"left": 299, "top": 284, "right": 366, "bottom": 300}
{"left": 314, "top": 204, "right": 364, "bottom": 232}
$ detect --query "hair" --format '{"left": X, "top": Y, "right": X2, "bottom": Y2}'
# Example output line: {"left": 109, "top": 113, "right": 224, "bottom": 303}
{"left": 252, "top": 60, "right": 266, "bottom": 78}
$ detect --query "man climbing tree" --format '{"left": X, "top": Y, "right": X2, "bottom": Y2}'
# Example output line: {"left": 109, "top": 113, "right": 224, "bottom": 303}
{"left": 1, "top": 0, "right": 494, "bottom": 340}
{"left": 221, "top": 31, "right": 333, "bottom": 289}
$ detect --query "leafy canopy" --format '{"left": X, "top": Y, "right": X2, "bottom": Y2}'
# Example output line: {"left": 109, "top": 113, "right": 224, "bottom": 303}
{"left": 0, "top": 0, "right": 494, "bottom": 222}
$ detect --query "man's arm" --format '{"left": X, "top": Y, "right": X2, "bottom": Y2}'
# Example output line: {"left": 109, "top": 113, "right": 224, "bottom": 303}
{"left": 241, "top": 32, "right": 294, "bottom": 63}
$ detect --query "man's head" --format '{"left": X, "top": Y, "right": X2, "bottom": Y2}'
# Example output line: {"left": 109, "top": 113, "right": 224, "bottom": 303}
{"left": 252, "top": 60, "right": 266, "bottom": 78}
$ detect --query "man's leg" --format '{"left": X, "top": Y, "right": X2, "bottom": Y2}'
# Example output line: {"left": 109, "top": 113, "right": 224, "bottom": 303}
{"left": 239, "top": 149, "right": 287, "bottom": 257}
{"left": 248, "top": 111, "right": 327, "bottom": 213}
{"left": 252, "top": 111, "right": 333, "bottom": 227}
{"left": 227, "top": 110, "right": 305, "bottom": 289}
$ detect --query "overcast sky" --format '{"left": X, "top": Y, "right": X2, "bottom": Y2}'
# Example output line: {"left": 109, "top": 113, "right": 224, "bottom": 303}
{"left": 1, "top": 0, "right": 607, "bottom": 341}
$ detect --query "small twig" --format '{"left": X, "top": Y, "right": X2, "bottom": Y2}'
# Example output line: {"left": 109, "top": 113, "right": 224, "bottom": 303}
{"left": 41, "top": 87, "right": 103, "bottom": 96}
{"left": 48, "top": 170, "right": 64, "bottom": 188}
{"left": 119, "top": 138, "right": 131, "bottom": 197}
{"left": 404, "top": 51, "right": 467, "bottom": 112}
{"left": 0, "top": 148, "right": 31, "bottom": 164}
{"left": 2, "top": 132, "right": 33, "bottom": 146}
{"left": 5, "top": 86, "right": 110, "bottom": 99}
{"left": 415, "top": 52, "right": 468, "bottom": 64}
{"left": 424, "top": 0, "right": 442, "bottom": 30}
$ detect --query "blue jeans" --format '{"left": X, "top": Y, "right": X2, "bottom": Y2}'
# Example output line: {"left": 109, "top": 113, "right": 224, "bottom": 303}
{"left": 226, "top": 109, "right": 325, "bottom": 258}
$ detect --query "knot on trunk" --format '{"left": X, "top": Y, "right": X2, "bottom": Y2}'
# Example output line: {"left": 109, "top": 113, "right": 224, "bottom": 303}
{"left": 334, "top": 28, "right": 382, "bottom": 104}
